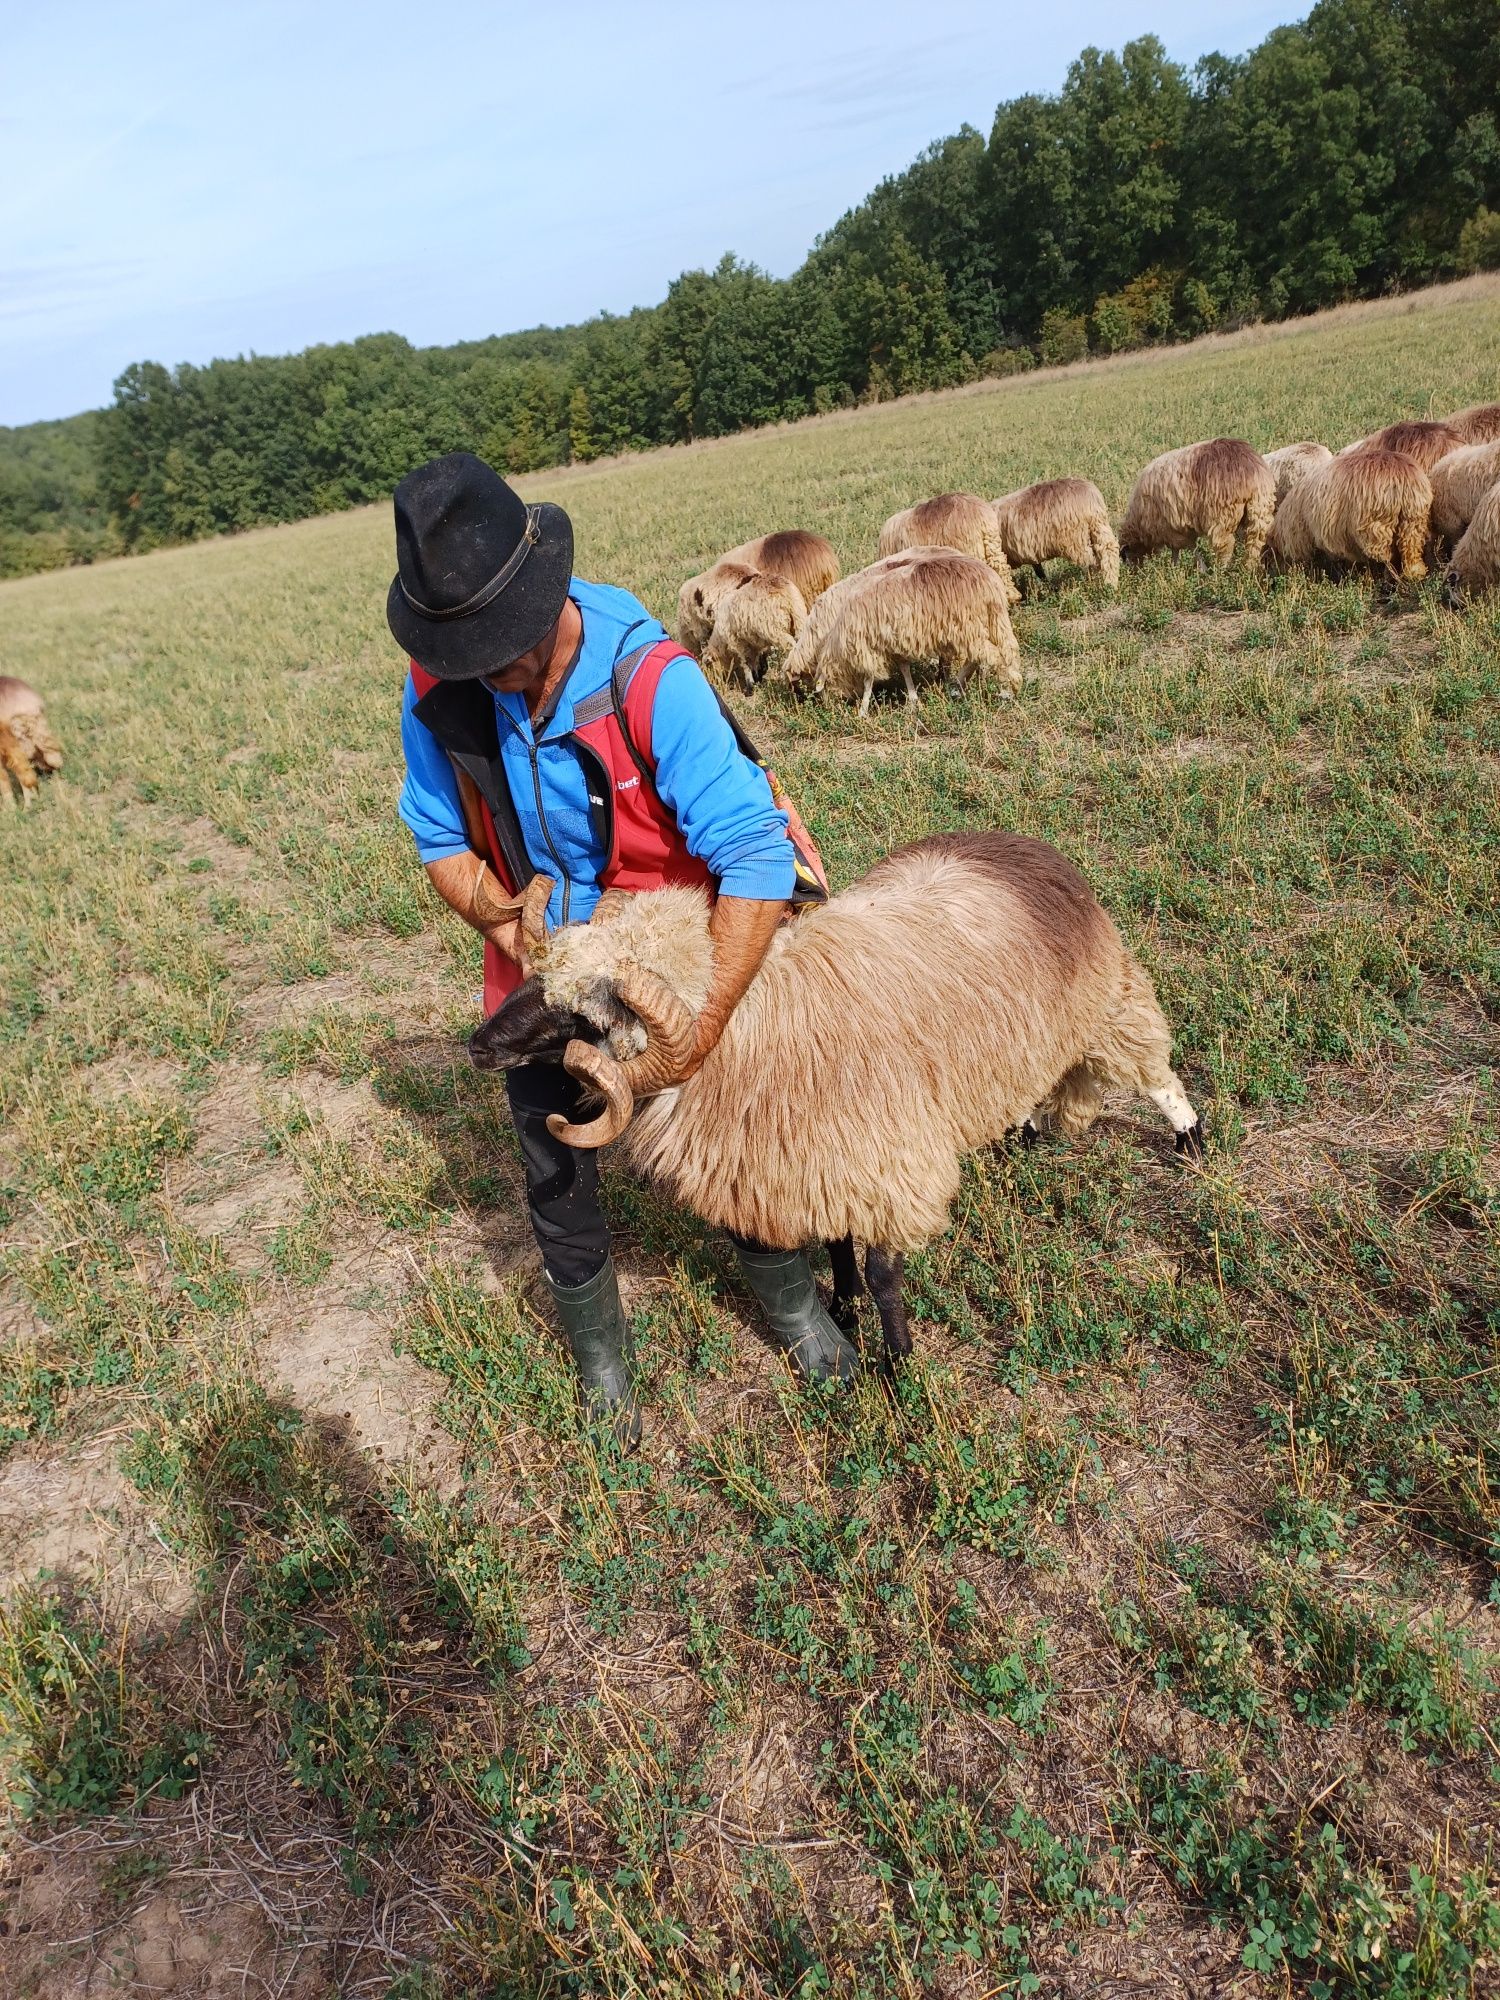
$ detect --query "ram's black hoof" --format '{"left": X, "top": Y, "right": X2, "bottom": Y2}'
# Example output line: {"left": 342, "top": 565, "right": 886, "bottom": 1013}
{"left": 1174, "top": 1118, "right": 1206, "bottom": 1161}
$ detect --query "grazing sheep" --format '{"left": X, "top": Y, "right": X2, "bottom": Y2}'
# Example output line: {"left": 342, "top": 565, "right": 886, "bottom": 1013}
{"left": 678, "top": 531, "right": 838, "bottom": 653}
{"left": 701, "top": 570, "right": 808, "bottom": 691}
{"left": 879, "top": 492, "right": 1019, "bottom": 604}
{"left": 1267, "top": 447, "right": 1433, "bottom": 581}
{"left": 1444, "top": 477, "right": 1500, "bottom": 600}
{"left": 0, "top": 677, "right": 64, "bottom": 805}
{"left": 991, "top": 477, "right": 1120, "bottom": 590}
{"left": 1445, "top": 403, "right": 1500, "bottom": 446}
{"left": 783, "top": 548, "right": 1020, "bottom": 715}
{"left": 1264, "top": 441, "right": 1334, "bottom": 506}
{"left": 1429, "top": 440, "right": 1500, "bottom": 546}
{"left": 1340, "top": 420, "right": 1463, "bottom": 473}
{"left": 1118, "top": 438, "right": 1276, "bottom": 567}
{"left": 470, "top": 832, "right": 1203, "bottom": 1368}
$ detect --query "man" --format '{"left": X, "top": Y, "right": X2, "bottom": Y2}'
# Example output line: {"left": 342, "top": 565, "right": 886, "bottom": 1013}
{"left": 390, "top": 452, "right": 858, "bottom": 1441}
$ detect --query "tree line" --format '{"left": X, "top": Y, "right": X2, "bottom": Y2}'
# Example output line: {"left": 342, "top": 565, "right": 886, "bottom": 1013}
{"left": 3, "top": 0, "right": 1497, "bottom": 579}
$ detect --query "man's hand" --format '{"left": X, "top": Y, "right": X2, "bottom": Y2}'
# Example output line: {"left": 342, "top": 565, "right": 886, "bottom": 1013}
{"left": 676, "top": 894, "right": 788, "bottom": 1083}
{"left": 425, "top": 854, "right": 549, "bottom": 972}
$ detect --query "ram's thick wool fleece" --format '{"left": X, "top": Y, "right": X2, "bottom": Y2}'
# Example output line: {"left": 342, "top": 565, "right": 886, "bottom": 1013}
{"left": 531, "top": 833, "right": 1198, "bottom": 1253}
{"left": 1119, "top": 437, "right": 1276, "bottom": 566}
{"left": 991, "top": 477, "right": 1119, "bottom": 588}
{"left": 878, "top": 492, "right": 1018, "bottom": 602}
{"left": 1264, "top": 441, "right": 1333, "bottom": 506}
{"left": 1429, "top": 440, "right": 1500, "bottom": 544}
{"left": 783, "top": 548, "right": 1020, "bottom": 712}
{"left": 1269, "top": 448, "right": 1434, "bottom": 579}
{"left": 677, "top": 532, "right": 838, "bottom": 653}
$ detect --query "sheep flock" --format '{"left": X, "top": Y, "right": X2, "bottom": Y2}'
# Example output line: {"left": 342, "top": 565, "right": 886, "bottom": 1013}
{"left": 679, "top": 398, "right": 1500, "bottom": 711}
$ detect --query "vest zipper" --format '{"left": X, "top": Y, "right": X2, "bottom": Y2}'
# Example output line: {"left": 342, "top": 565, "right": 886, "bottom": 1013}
{"left": 526, "top": 738, "right": 572, "bottom": 925}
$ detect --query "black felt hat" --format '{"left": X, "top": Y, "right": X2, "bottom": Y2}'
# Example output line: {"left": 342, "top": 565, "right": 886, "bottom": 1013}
{"left": 386, "top": 452, "right": 574, "bottom": 680}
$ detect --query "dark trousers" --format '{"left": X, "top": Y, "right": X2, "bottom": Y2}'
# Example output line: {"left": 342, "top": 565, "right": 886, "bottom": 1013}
{"left": 506, "top": 1063, "right": 771, "bottom": 1287}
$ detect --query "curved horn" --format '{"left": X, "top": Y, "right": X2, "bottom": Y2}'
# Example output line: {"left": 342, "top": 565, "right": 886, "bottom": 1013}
{"left": 615, "top": 964, "right": 698, "bottom": 1095}
{"left": 521, "top": 874, "right": 553, "bottom": 949}
{"left": 547, "top": 1040, "right": 636, "bottom": 1149}
{"left": 589, "top": 888, "right": 632, "bottom": 927}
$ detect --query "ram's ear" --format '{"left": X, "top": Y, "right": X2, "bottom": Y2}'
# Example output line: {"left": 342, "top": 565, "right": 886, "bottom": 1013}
{"left": 470, "top": 976, "right": 587, "bottom": 1071}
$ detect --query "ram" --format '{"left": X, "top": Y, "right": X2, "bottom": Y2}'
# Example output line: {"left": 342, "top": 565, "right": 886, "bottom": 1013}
{"left": 1428, "top": 440, "right": 1500, "bottom": 547}
{"left": 701, "top": 570, "right": 807, "bottom": 691}
{"left": 878, "top": 493, "right": 1019, "bottom": 602}
{"left": 471, "top": 834, "right": 1203, "bottom": 1370}
{"left": 678, "top": 532, "right": 839, "bottom": 654}
{"left": 991, "top": 477, "right": 1119, "bottom": 590}
{"left": 1445, "top": 402, "right": 1500, "bottom": 446}
{"left": 1444, "top": 477, "right": 1500, "bottom": 600}
{"left": 782, "top": 547, "right": 1020, "bottom": 715}
{"left": 1118, "top": 438, "right": 1276, "bottom": 567}
{"left": 1340, "top": 419, "right": 1464, "bottom": 472}
{"left": 1267, "top": 448, "right": 1433, "bottom": 581}
{"left": 1264, "top": 441, "right": 1333, "bottom": 506}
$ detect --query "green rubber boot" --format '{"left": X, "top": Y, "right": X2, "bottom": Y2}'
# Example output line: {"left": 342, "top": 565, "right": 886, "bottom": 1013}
{"left": 546, "top": 1256, "right": 642, "bottom": 1448}
{"left": 733, "top": 1245, "right": 860, "bottom": 1386}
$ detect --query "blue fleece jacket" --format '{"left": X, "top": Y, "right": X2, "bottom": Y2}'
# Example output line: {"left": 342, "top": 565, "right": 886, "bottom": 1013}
{"left": 398, "top": 577, "right": 795, "bottom": 929}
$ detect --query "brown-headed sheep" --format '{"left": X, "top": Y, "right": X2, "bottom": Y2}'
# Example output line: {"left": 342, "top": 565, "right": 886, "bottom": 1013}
{"left": 471, "top": 832, "right": 1202, "bottom": 1367}
{"left": 1264, "top": 441, "right": 1334, "bottom": 506}
{"left": 701, "top": 571, "right": 808, "bottom": 691}
{"left": 1118, "top": 438, "right": 1276, "bottom": 567}
{"left": 677, "top": 531, "right": 838, "bottom": 652}
{"left": 1445, "top": 403, "right": 1500, "bottom": 446}
{"left": 783, "top": 548, "right": 1020, "bottom": 715}
{"left": 1340, "top": 420, "right": 1463, "bottom": 473}
{"left": 1267, "top": 448, "right": 1433, "bottom": 580}
{"left": 1444, "top": 477, "right": 1500, "bottom": 600}
{"left": 991, "top": 477, "right": 1119, "bottom": 590}
{"left": 1429, "top": 440, "right": 1500, "bottom": 546}
{"left": 0, "top": 676, "right": 64, "bottom": 805}
{"left": 878, "top": 492, "right": 1019, "bottom": 603}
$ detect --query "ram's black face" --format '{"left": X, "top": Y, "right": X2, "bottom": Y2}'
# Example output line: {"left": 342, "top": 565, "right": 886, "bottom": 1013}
{"left": 469, "top": 976, "right": 592, "bottom": 1072}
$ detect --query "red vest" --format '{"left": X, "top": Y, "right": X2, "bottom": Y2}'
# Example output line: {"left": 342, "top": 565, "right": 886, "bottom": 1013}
{"left": 411, "top": 640, "right": 810, "bottom": 1014}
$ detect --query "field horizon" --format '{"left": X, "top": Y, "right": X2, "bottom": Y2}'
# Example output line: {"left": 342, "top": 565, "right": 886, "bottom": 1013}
{"left": 1, "top": 276, "right": 1497, "bottom": 1998}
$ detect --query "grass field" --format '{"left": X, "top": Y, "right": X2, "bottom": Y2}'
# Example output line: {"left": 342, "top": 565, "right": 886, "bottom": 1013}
{"left": 1, "top": 276, "right": 1498, "bottom": 1999}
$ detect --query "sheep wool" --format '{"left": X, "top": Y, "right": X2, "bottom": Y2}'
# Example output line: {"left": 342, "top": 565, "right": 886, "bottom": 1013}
{"left": 519, "top": 832, "right": 1200, "bottom": 1253}
{"left": 1429, "top": 440, "right": 1500, "bottom": 545}
{"left": 701, "top": 572, "right": 808, "bottom": 691}
{"left": 878, "top": 493, "right": 1019, "bottom": 603}
{"left": 1445, "top": 403, "right": 1500, "bottom": 446}
{"left": 1264, "top": 441, "right": 1334, "bottom": 506}
{"left": 784, "top": 548, "right": 1020, "bottom": 715}
{"left": 1268, "top": 448, "right": 1433, "bottom": 579}
{"left": 991, "top": 477, "right": 1119, "bottom": 589}
{"left": 1340, "top": 420, "right": 1463, "bottom": 473}
{"left": 1118, "top": 438, "right": 1276, "bottom": 566}
{"left": 677, "top": 531, "right": 838, "bottom": 653}
{"left": 1446, "top": 476, "right": 1500, "bottom": 597}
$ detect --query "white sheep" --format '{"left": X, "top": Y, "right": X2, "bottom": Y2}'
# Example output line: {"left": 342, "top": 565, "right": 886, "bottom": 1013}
{"left": 678, "top": 532, "right": 838, "bottom": 653}
{"left": 878, "top": 493, "right": 1019, "bottom": 604}
{"left": 783, "top": 548, "right": 1020, "bottom": 715}
{"left": 1118, "top": 439, "right": 1276, "bottom": 567}
{"left": 991, "top": 478, "right": 1119, "bottom": 590}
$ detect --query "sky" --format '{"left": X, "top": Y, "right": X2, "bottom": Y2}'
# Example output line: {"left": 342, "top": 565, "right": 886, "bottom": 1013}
{"left": 1, "top": 0, "right": 1300, "bottom": 427}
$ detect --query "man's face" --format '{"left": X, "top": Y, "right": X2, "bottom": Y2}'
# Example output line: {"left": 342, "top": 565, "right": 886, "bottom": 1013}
{"left": 481, "top": 614, "right": 561, "bottom": 695}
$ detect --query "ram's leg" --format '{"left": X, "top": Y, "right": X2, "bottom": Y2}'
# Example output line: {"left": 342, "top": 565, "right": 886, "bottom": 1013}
{"left": 858, "top": 681, "right": 875, "bottom": 718}
{"left": 827, "top": 1235, "right": 864, "bottom": 1334}
{"left": 864, "top": 1245, "right": 911, "bottom": 1371}
{"left": 898, "top": 661, "right": 921, "bottom": 708}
